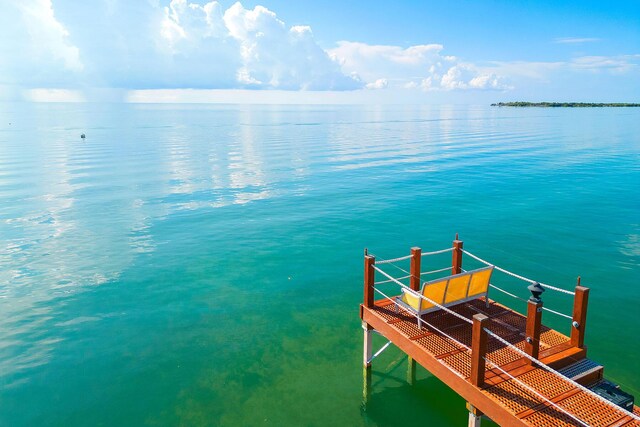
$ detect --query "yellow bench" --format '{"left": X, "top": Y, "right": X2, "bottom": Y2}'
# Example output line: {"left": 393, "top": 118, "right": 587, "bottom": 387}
{"left": 395, "top": 266, "right": 494, "bottom": 328}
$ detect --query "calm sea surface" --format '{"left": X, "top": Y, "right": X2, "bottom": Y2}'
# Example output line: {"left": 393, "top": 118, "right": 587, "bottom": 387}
{"left": 0, "top": 103, "right": 638, "bottom": 426}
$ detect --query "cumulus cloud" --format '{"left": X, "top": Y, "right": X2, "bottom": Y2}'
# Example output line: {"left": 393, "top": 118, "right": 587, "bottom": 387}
{"left": 7, "top": 0, "right": 634, "bottom": 99}
{"left": 365, "top": 78, "right": 388, "bottom": 89}
{"left": 328, "top": 41, "right": 510, "bottom": 91}
{"left": 1, "top": 0, "right": 361, "bottom": 92}
{"left": 0, "top": 1, "right": 509, "bottom": 95}
{"left": 0, "top": 0, "right": 82, "bottom": 88}
{"left": 219, "top": 3, "right": 360, "bottom": 89}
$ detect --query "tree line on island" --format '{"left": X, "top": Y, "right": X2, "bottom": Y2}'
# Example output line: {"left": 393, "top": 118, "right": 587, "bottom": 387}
{"left": 491, "top": 102, "right": 640, "bottom": 107}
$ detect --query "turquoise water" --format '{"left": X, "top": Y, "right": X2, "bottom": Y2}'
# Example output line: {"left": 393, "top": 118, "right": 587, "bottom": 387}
{"left": 0, "top": 103, "right": 638, "bottom": 426}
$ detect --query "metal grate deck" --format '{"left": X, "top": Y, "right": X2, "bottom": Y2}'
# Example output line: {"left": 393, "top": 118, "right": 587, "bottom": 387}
{"left": 366, "top": 298, "right": 639, "bottom": 426}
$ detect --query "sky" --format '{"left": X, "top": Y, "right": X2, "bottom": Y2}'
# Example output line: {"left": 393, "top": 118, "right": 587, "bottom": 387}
{"left": 0, "top": 0, "right": 639, "bottom": 103}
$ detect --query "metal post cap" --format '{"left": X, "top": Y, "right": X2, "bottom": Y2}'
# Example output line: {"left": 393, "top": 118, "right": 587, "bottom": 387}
{"left": 528, "top": 281, "right": 545, "bottom": 302}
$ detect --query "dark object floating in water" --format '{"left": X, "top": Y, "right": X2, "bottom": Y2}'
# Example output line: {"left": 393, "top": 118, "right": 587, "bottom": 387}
{"left": 491, "top": 102, "right": 640, "bottom": 107}
{"left": 81, "top": 134, "right": 86, "bottom": 139}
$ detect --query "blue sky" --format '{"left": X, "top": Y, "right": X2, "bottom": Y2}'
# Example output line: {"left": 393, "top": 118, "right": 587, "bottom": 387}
{"left": 1, "top": 0, "right": 639, "bottom": 103}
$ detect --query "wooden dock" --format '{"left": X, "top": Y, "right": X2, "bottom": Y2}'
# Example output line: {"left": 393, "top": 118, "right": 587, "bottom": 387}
{"left": 360, "top": 239, "right": 639, "bottom": 426}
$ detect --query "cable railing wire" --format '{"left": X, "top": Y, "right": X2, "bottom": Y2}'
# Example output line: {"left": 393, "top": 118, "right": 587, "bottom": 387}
{"left": 482, "top": 355, "right": 590, "bottom": 427}
{"left": 375, "top": 254, "right": 413, "bottom": 264}
{"left": 461, "top": 249, "right": 575, "bottom": 295}
{"left": 489, "top": 284, "right": 573, "bottom": 320}
{"left": 489, "top": 284, "right": 528, "bottom": 302}
{"left": 371, "top": 286, "right": 468, "bottom": 379}
{"left": 371, "top": 286, "right": 594, "bottom": 427}
{"left": 367, "top": 253, "right": 636, "bottom": 424}
{"left": 484, "top": 327, "right": 640, "bottom": 422}
{"left": 374, "top": 251, "right": 574, "bottom": 324}
{"left": 374, "top": 274, "right": 411, "bottom": 285}
{"left": 421, "top": 266, "right": 452, "bottom": 276}
{"left": 421, "top": 247, "right": 454, "bottom": 257}
{"left": 372, "top": 265, "right": 473, "bottom": 325}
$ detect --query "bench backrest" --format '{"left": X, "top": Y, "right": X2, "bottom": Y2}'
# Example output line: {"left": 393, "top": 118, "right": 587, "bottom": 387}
{"left": 419, "top": 266, "right": 494, "bottom": 311}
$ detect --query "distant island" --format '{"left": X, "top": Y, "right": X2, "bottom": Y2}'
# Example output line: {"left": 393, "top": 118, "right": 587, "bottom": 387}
{"left": 491, "top": 102, "right": 640, "bottom": 107}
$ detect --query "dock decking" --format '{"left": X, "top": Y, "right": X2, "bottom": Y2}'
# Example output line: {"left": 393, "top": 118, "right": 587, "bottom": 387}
{"left": 360, "top": 240, "right": 639, "bottom": 426}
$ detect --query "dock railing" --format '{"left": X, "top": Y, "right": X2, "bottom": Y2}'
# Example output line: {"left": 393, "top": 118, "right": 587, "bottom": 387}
{"left": 367, "top": 235, "right": 590, "bottom": 349}
{"left": 362, "top": 236, "right": 640, "bottom": 426}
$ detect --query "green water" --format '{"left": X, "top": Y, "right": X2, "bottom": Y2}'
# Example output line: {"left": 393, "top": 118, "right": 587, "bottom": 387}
{"left": 0, "top": 104, "right": 638, "bottom": 426}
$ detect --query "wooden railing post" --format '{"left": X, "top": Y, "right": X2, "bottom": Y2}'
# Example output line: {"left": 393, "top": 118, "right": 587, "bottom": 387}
{"left": 571, "top": 281, "right": 590, "bottom": 348}
{"left": 408, "top": 248, "right": 420, "bottom": 387}
{"left": 410, "top": 247, "right": 422, "bottom": 292}
{"left": 452, "top": 234, "right": 463, "bottom": 275}
{"left": 470, "top": 314, "right": 488, "bottom": 387}
{"left": 364, "top": 254, "right": 376, "bottom": 308}
{"left": 525, "top": 300, "right": 543, "bottom": 363}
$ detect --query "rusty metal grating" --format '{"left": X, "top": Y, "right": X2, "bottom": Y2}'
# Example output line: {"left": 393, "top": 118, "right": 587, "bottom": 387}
{"left": 441, "top": 351, "right": 471, "bottom": 378}
{"left": 495, "top": 311, "right": 527, "bottom": 330}
{"left": 540, "top": 329, "right": 569, "bottom": 347}
{"left": 467, "top": 299, "right": 511, "bottom": 316}
{"left": 416, "top": 333, "right": 462, "bottom": 357}
{"left": 372, "top": 304, "right": 401, "bottom": 322}
{"left": 517, "top": 369, "right": 575, "bottom": 399}
{"left": 486, "top": 318, "right": 520, "bottom": 337}
{"left": 443, "top": 324, "right": 473, "bottom": 348}
{"left": 391, "top": 318, "right": 423, "bottom": 338}
{"left": 622, "top": 416, "right": 640, "bottom": 427}
{"left": 522, "top": 404, "right": 582, "bottom": 427}
{"left": 556, "top": 390, "right": 628, "bottom": 426}
{"left": 487, "top": 343, "right": 524, "bottom": 366}
{"left": 365, "top": 291, "right": 638, "bottom": 427}
{"left": 422, "top": 309, "right": 468, "bottom": 331}
{"left": 448, "top": 302, "right": 478, "bottom": 319}
{"left": 484, "top": 378, "right": 544, "bottom": 414}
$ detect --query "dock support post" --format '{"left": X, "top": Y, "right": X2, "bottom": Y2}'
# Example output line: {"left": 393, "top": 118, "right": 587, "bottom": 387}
{"left": 452, "top": 234, "right": 463, "bottom": 275}
{"left": 410, "top": 247, "right": 421, "bottom": 292}
{"left": 470, "top": 314, "right": 488, "bottom": 387}
{"left": 407, "top": 356, "right": 416, "bottom": 385}
{"left": 467, "top": 403, "right": 483, "bottom": 427}
{"left": 362, "top": 321, "right": 373, "bottom": 403}
{"left": 525, "top": 300, "right": 543, "bottom": 363}
{"left": 571, "top": 281, "right": 590, "bottom": 348}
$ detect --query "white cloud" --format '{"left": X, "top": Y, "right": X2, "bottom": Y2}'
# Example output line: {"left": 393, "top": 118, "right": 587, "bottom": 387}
{"left": 365, "top": 78, "right": 388, "bottom": 89}
{"left": 0, "top": 0, "right": 83, "bottom": 90}
{"left": 328, "top": 41, "right": 510, "bottom": 91}
{"left": 485, "top": 54, "right": 640, "bottom": 81}
{"left": 219, "top": 2, "right": 360, "bottom": 89}
{"left": 155, "top": 0, "right": 362, "bottom": 90}
{"left": 18, "top": 0, "right": 83, "bottom": 72}
{"left": 554, "top": 37, "right": 600, "bottom": 44}
{"left": 570, "top": 55, "right": 640, "bottom": 73}
{"left": 1, "top": 0, "right": 361, "bottom": 93}
{"left": 2, "top": 0, "right": 636, "bottom": 101}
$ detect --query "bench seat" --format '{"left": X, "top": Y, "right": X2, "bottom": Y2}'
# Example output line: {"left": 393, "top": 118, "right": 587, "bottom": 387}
{"left": 395, "top": 266, "right": 494, "bottom": 328}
